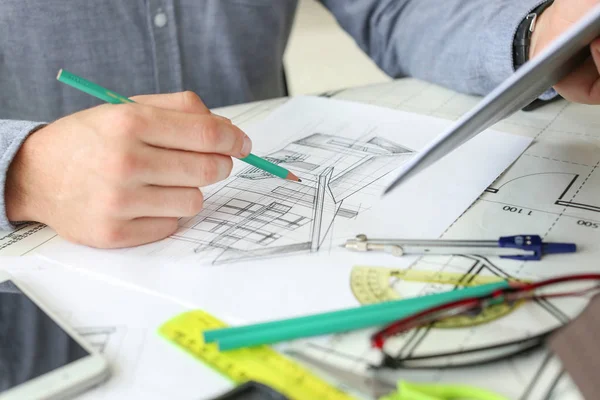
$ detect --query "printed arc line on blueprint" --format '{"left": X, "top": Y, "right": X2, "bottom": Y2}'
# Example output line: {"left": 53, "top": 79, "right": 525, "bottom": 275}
{"left": 172, "top": 133, "right": 414, "bottom": 264}
{"left": 483, "top": 155, "right": 600, "bottom": 215}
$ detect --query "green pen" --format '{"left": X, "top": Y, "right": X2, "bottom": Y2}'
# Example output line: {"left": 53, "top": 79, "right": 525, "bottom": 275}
{"left": 56, "top": 69, "right": 301, "bottom": 182}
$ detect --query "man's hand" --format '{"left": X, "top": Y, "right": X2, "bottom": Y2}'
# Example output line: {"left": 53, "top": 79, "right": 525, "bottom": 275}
{"left": 530, "top": 0, "right": 600, "bottom": 103}
{"left": 4, "top": 91, "right": 252, "bottom": 248}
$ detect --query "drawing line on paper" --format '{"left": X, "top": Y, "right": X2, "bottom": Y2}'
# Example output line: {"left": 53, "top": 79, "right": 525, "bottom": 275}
{"left": 486, "top": 172, "right": 600, "bottom": 214}
{"left": 170, "top": 133, "right": 415, "bottom": 264}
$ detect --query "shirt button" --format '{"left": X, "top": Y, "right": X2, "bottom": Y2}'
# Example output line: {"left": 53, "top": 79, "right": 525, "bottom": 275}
{"left": 154, "top": 12, "right": 167, "bottom": 28}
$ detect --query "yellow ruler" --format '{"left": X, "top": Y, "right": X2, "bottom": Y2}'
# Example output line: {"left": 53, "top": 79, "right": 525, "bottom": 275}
{"left": 350, "top": 266, "right": 524, "bottom": 328}
{"left": 158, "top": 310, "right": 357, "bottom": 400}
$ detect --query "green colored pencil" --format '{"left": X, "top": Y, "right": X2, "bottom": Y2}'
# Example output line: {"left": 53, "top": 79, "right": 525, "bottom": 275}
{"left": 56, "top": 69, "right": 301, "bottom": 182}
{"left": 204, "top": 281, "right": 510, "bottom": 351}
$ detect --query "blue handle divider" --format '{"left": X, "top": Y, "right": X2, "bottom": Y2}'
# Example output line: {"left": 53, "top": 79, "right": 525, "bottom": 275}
{"left": 498, "top": 235, "right": 576, "bottom": 260}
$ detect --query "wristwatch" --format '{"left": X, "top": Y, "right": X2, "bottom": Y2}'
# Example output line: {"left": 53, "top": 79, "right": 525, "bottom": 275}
{"left": 513, "top": 0, "right": 555, "bottom": 70}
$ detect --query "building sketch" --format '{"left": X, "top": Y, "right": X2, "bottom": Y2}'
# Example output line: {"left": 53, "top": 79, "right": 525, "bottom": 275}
{"left": 172, "top": 133, "right": 414, "bottom": 264}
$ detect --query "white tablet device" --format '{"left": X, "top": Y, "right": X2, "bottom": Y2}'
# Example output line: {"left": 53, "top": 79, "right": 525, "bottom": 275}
{"left": 0, "top": 270, "right": 110, "bottom": 400}
{"left": 384, "top": 4, "right": 600, "bottom": 195}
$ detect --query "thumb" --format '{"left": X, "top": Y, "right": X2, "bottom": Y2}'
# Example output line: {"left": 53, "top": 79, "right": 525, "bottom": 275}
{"left": 553, "top": 39, "right": 600, "bottom": 104}
{"left": 587, "top": 38, "right": 600, "bottom": 101}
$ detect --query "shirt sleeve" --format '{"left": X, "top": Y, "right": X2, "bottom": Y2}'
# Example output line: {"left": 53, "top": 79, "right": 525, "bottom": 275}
{"left": 322, "top": 0, "right": 550, "bottom": 96}
{"left": 0, "top": 120, "right": 44, "bottom": 231}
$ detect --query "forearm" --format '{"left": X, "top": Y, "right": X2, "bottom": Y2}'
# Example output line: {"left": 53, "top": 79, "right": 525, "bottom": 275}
{"left": 0, "top": 120, "right": 45, "bottom": 231}
{"left": 323, "top": 0, "right": 548, "bottom": 96}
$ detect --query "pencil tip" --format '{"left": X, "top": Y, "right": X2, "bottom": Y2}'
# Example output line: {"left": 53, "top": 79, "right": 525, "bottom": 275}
{"left": 287, "top": 172, "right": 301, "bottom": 182}
{"left": 56, "top": 69, "right": 63, "bottom": 80}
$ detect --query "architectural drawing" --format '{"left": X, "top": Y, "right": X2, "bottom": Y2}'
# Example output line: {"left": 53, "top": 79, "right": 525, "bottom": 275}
{"left": 172, "top": 133, "right": 414, "bottom": 264}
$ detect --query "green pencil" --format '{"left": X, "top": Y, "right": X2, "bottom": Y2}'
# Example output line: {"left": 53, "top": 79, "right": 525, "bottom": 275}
{"left": 56, "top": 69, "right": 301, "bottom": 182}
{"left": 204, "top": 281, "right": 510, "bottom": 351}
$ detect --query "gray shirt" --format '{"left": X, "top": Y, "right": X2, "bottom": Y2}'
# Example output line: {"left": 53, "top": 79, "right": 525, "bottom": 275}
{"left": 0, "top": 0, "right": 548, "bottom": 230}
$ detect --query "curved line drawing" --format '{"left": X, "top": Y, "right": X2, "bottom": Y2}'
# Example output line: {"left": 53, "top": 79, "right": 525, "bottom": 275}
{"left": 487, "top": 172, "right": 576, "bottom": 192}
{"left": 487, "top": 172, "right": 600, "bottom": 213}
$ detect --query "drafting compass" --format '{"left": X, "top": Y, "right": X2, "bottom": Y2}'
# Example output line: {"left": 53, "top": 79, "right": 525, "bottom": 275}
{"left": 343, "top": 234, "right": 576, "bottom": 261}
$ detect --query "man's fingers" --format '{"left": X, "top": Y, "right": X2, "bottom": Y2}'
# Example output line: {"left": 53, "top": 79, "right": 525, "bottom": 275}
{"left": 212, "top": 113, "right": 232, "bottom": 123}
{"left": 555, "top": 47, "right": 600, "bottom": 104}
{"left": 131, "top": 91, "right": 211, "bottom": 114}
{"left": 110, "top": 186, "right": 205, "bottom": 218}
{"left": 131, "top": 91, "right": 231, "bottom": 123}
{"left": 109, "top": 91, "right": 248, "bottom": 156}
{"left": 138, "top": 109, "right": 252, "bottom": 157}
{"left": 588, "top": 40, "right": 600, "bottom": 101}
{"left": 95, "top": 217, "right": 179, "bottom": 249}
{"left": 138, "top": 146, "right": 233, "bottom": 187}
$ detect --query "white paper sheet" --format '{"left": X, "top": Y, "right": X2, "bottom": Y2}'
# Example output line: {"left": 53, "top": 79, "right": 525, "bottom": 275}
{"left": 0, "top": 258, "right": 237, "bottom": 400}
{"left": 32, "top": 96, "right": 531, "bottom": 271}
{"left": 0, "top": 96, "right": 536, "bottom": 399}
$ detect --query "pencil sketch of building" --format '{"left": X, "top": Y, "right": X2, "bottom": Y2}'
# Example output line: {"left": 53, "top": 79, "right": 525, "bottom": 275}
{"left": 173, "top": 133, "right": 414, "bottom": 264}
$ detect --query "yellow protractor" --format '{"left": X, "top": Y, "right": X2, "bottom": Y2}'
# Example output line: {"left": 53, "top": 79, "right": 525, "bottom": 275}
{"left": 350, "top": 266, "right": 524, "bottom": 329}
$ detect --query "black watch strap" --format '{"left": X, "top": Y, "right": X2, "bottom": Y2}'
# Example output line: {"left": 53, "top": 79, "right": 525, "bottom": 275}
{"left": 513, "top": 0, "right": 555, "bottom": 70}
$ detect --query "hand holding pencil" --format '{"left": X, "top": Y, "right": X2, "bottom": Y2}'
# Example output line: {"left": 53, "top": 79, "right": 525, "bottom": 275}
{"left": 5, "top": 71, "right": 296, "bottom": 249}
